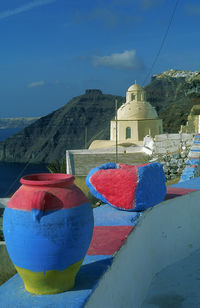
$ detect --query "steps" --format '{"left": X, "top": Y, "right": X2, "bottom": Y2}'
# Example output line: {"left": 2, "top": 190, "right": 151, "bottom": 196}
{"left": 180, "top": 135, "right": 200, "bottom": 182}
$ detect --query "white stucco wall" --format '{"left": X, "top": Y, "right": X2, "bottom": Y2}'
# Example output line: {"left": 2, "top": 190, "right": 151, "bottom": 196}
{"left": 110, "top": 120, "right": 162, "bottom": 142}
{"left": 153, "top": 133, "right": 193, "bottom": 154}
{"left": 110, "top": 120, "right": 138, "bottom": 141}
{"left": 85, "top": 190, "right": 200, "bottom": 308}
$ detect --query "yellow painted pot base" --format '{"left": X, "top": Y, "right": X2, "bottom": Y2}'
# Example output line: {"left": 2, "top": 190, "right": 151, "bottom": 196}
{"left": 15, "top": 259, "right": 83, "bottom": 295}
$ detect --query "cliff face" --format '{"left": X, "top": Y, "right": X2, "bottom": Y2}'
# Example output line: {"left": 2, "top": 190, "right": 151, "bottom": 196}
{"left": 0, "top": 90, "right": 124, "bottom": 163}
{"left": 0, "top": 117, "right": 39, "bottom": 141}
{"left": 145, "top": 69, "right": 200, "bottom": 132}
{"left": 1, "top": 70, "right": 200, "bottom": 163}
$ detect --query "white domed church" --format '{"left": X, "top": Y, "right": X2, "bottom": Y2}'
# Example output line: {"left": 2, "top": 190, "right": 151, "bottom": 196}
{"left": 89, "top": 82, "right": 163, "bottom": 149}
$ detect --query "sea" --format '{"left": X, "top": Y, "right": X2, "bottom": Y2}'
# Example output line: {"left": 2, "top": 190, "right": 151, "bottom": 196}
{"left": 0, "top": 162, "right": 49, "bottom": 198}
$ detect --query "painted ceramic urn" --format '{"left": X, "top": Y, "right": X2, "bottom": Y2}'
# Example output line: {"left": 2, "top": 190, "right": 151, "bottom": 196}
{"left": 3, "top": 173, "right": 94, "bottom": 295}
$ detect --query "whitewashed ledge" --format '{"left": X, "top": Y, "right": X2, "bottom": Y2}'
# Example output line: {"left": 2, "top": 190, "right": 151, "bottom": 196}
{"left": 1, "top": 178, "right": 200, "bottom": 307}
{"left": 0, "top": 198, "right": 9, "bottom": 207}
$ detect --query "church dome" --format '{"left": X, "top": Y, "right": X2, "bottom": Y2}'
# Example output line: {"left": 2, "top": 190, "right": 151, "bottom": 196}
{"left": 117, "top": 101, "right": 158, "bottom": 120}
{"left": 127, "top": 83, "right": 143, "bottom": 92}
{"left": 118, "top": 82, "right": 158, "bottom": 120}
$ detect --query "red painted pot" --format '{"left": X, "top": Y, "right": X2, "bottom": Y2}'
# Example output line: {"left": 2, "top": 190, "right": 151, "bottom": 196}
{"left": 3, "top": 173, "right": 94, "bottom": 294}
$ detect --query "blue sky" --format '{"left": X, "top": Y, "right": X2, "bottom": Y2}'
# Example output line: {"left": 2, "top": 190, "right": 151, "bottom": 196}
{"left": 0, "top": 0, "right": 200, "bottom": 117}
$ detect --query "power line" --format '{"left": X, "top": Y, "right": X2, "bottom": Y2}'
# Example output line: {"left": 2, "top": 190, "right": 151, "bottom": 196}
{"left": 3, "top": 1, "right": 180, "bottom": 196}
{"left": 142, "top": 0, "right": 180, "bottom": 86}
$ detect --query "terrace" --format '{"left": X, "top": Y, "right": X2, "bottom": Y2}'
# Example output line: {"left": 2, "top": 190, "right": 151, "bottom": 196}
{"left": 0, "top": 137, "right": 200, "bottom": 307}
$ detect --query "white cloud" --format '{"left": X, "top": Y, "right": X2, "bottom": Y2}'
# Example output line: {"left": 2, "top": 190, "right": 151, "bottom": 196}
{"left": 93, "top": 50, "right": 145, "bottom": 70}
{"left": 0, "top": 0, "right": 56, "bottom": 20}
{"left": 27, "top": 81, "right": 45, "bottom": 88}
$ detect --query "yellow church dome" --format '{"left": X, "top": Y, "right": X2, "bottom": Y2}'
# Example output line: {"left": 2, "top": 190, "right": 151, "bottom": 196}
{"left": 118, "top": 82, "right": 158, "bottom": 120}
{"left": 117, "top": 101, "right": 158, "bottom": 120}
{"left": 127, "top": 83, "right": 143, "bottom": 92}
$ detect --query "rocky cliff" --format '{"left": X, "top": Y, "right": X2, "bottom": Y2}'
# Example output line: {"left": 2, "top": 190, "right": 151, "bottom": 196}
{"left": 145, "top": 69, "right": 200, "bottom": 132}
{"left": 1, "top": 70, "right": 200, "bottom": 163}
{"left": 0, "top": 90, "right": 124, "bottom": 163}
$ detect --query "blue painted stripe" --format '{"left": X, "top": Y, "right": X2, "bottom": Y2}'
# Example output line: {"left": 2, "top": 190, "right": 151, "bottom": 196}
{"left": 135, "top": 163, "right": 166, "bottom": 211}
{"left": 0, "top": 255, "right": 113, "bottom": 308}
{"left": 93, "top": 204, "right": 140, "bottom": 226}
{"left": 190, "top": 149, "right": 200, "bottom": 152}
{"left": 194, "top": 141, "right": 200, "bottom": 144}
{"left": 182, "top": 168, "right": 197, "bottom": 173}
{"left": 171, "top": 176, "right": 200, "bottom": 189}
{"left": 186, "top": 159, "right": 199, "bottom": 165}
{"left": 3, "top": 203, "right": 94, "bottom": 272}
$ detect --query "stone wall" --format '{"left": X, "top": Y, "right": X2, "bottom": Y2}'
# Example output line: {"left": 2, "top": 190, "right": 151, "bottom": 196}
{"left": 154, "top": 152, "right": 189, "bottom": 181}
{"left": 150, "top": 133, "right": 194, "bottom": 181}
{"left": 152, "top": 134, "right": 200, "bottom": 182}
{"left": 153, "top": 133, "right": 193, "bottom": 154}
{"left": 66, "top": 149, "right": 150, "bottom": 176}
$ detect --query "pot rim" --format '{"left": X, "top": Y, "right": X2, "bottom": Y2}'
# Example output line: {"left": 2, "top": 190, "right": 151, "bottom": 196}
{"left": 20, "top": 173, "right": 75, "bottom": 186}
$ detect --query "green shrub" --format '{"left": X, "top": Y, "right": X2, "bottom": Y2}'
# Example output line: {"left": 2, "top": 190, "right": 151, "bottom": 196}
{"left": 47, "top": 158, "right": 66, "bottom": 173}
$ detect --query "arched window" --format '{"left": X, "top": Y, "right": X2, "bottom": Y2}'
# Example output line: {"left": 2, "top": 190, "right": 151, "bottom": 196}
{"left": 126, "top": 127, "right": 131, "bottom": 139}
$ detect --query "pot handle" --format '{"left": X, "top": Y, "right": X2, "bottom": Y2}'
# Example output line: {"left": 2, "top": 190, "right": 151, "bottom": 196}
{"left": 31, "top": 191, "right": 47, "bottom": 222}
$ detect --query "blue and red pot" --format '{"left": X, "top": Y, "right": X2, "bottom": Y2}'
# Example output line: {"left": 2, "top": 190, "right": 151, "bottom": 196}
{"left": 3, "top": 173, "right": 94, "bottom": 294}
